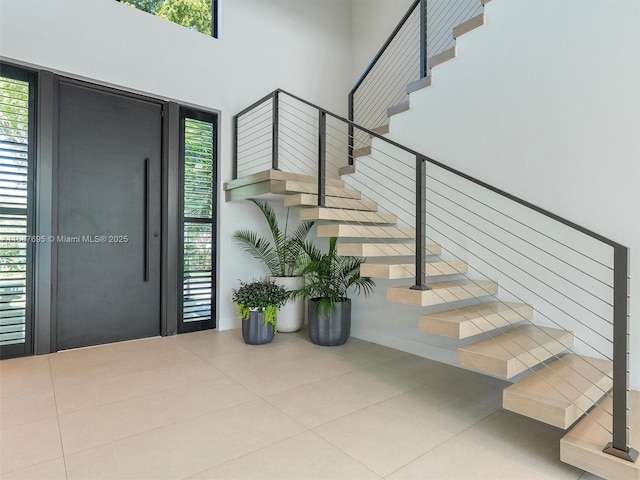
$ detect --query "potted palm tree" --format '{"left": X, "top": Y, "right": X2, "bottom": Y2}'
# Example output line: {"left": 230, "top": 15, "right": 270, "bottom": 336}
{"left": 232, "top": 279, "right": 288, "bottom": 345}
{"left": 297, "top": 237, "right": 375, "bottom": 346}
{"left": 232, "top": 200, "right": 313, "bottom": 332}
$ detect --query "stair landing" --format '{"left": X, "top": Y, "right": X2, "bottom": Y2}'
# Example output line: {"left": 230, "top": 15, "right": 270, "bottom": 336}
{"left": 561, "top": 390, "right": 640, "bottom": 480}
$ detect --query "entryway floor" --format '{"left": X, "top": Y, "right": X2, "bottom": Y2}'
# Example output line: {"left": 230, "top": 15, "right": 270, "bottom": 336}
{"left": 0, "top": 328, "right": 600, "bottom": 479}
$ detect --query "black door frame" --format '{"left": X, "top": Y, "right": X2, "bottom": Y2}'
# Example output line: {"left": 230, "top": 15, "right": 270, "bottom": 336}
{"left": 178, "top": 107, "right": 218, "bottom": 333}
{"left": 0, "top": 63, "right": 37, "bottom": 359}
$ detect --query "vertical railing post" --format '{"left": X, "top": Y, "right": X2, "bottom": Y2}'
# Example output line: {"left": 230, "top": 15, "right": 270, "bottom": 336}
{"left": 272, "top": 91, "right": 279, "bottom": 171}
{"left": 419, "top": 0, "right": 428, "bottom": 78}
{"left": 604, "top": 246, "right": 638, "bottom": 462}
{"left": 348, "top": 92, "right": 355, "bottom": 166}
{"left": 317, "top": 110, "right": 327, "bottom": 208}
{"left": 232, "top": 114, "right": 239, "bottom": 180}
{"left": 411, "top": 155, "right": 429, "bottom": 291}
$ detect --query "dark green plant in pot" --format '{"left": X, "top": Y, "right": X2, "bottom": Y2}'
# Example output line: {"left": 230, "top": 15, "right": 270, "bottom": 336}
{"left": 297, "top": 237, "right": 375, "bottom": 346}
{"left": 232, "top": 279, "right": 288, "bottom": 332}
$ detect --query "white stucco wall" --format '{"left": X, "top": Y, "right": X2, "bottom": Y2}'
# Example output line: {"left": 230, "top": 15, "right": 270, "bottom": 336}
{"left": 347, "top": 0, "right": 640, "bottom": 389}
{"left": 0, "top": 0, "right": 353, "bottom": 331}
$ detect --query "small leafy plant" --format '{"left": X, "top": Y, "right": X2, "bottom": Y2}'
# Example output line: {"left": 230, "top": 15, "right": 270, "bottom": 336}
{"left": 232, "top": 279, "right": 288, "bottom": 332}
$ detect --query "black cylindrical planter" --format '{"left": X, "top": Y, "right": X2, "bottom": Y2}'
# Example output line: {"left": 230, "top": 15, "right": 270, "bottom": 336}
{"left": 308, "top": 298, "right": 351, "bottom": 346}
{"left": 242, "top": 311, "right": 275, "bottom": 345}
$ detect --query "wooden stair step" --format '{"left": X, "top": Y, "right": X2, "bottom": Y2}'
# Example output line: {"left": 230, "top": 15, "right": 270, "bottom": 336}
{"left": 300, "top": 208, "right": 397, "bottom": 224}
{"left": 428, "top": 47, "right": 457, "bottom": 69}
{"left": 452, "top": 13, "right": 485, "bottom": 39}
{"left": 223, "top": 169, "right": 343, "bottom": 191}
{"left": 503, "top": 354, "right": 612, "bottom": 429}
{"left": 338, "top": 164, "right": 356, "bottom": 176}
{"left": 337, "top": 242, "right": 440, "bottom": 257}
{"left": 284, "top": 194, "right": 378, "bottom": 211}
{"left": 317, "top": 224, "right": 414, "bottom": 239}
{"left": 387, "top": 279, "right": 498, "bottom": 307}
{"left": 420, "top": 301, "right": 533, "bottom": 339}
{"left": 370, "top": 124, "right": 390, "bottom": 136}
{"left": 387, "top": 99, "right": 410, "bottom": 117}
{"left": 272, "top": 180, "right": 362, "bottom": 199}
{"left": 361, "top": 260, "right": 468, "bottom": 279}
{"left": 354, "top": 146, "right": 372, "bottom": 158}
{"left": 457, "top": 325, "right": 575, "bottom": 380}
{"left": 406, "top": 75, "right": 432, "bottom": 94}
{"left": 560, "top": 391, "right": 640, "bottom": 480}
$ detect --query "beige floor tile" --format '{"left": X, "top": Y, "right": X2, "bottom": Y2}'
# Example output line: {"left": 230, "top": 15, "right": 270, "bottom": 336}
{"left": 170, "top": 328, "right": 249, "bottom": 360}
{"left": 59, "top": 375, "right": 257, "bottom": 454}
{"left": 207, "top": 340, "right": 320, "bottom": 376}
{"left": 360, "top": 354, "right": 443, "bottom": 383}
{"left": 54, "top": 358, "right": 225, "bottom": 414}
{"left": 418, "top": 363, "right": 509, "bottom": 397}
{"left": 266, "top": 368, "right": 421, "bottom": 428}
{"left": 387, "top": 411, "right": 584, "bottom": 480}
{"left": 225, "top": 351, "right": 359, "bottom": 396}
{"left": 0, "top": 388, "right": 57, "bottom": 428}
{"left": 50, "top": 336, "right": 199, "bottom": 387}
{"left": 0, "top": 355, "right": 50, "bottom": 374}
{"left": 65, "top": 399, "right": 306, "bottom": 479}
{"left": 0, "top": 457, "right": 67, "bottom": 480}
{"left": 187, "top": 431, "right": 381, "bottom": 480}
{"left": 314, "top": 385, "right": 495, "bottom": 477}
{"left": 0, "top": 362, "right": 54, "bottom": 398}
{"left": 319, "top": 338, "right": 410, "bottom": 369}
{"left": 0, "top": 417, "right": 63, "bottom": 474}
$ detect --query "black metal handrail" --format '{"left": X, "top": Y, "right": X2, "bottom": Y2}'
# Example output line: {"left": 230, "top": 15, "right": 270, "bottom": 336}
{"left": 232, "top": 87, "right": 636, "bottom": 461}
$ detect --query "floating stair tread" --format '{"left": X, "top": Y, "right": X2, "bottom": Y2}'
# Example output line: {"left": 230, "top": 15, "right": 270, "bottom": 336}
{"left": 370, "top": 124, "right": 390, "bottom": 136}
{"left": 272, "top": 181, "right": 362, "bottom": 199}
{"left": 387, "top": 99, "right": 410, "bottom": 117}
{"left": 338, "top": 165, "right": 356, "bottom": 176}
{"left": 354, "top": 146, "right": 372, "bottom": 158}
{"left": 317, "top": 224, "right": 414, "bottom": 239}
{"left": 361, "top": 260, "right": 468, "bottom": 279}
{"left": 503, "top": 354, "right": 612, "bottom": 429}
{"left": 428, "top": 47, "right": 457, "bottom": 69}
{"left": 337, "top": 242, "right": 440, "bottom": 257}
{"left": 406, "top": 76, "right": 432, "bottom": 94}
{"left": 223, "top": 169, "right": 343, "bottom": 191}
{"left": 284, "top": 194, "right": 378, "bottom": 211}
{"left": 457, "top": 325, "right": 575, "bottom": 379}
{"left": 560, "top": 390, "right": 640, "bottom": 480}
{"left": 453, "top": 13, "right": 485, "bottom": 39}
{"left": 419, "top": 301, "right": 533, "bottom": 339}
{"left": 300, "top": 208, "right": 397, "bottom": 224}
{"left": 387, "top": 279, "right": 498, "bottom": 307}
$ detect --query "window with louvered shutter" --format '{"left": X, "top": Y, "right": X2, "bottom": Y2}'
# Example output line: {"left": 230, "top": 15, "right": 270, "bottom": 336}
{"left": 180, "top": 110, "right": 216, "bottom": 332}
{"left": 0, "top": 66, "right": 35, "bottom": 357}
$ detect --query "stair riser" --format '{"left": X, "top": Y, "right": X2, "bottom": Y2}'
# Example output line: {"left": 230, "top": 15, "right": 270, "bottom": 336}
{"left": 317, "top": 225, "right": 415, "bottom": 239}
{"left": 361, "top": 262, "right": 468, "bottom": 280}
{"left": 420, "top": 305, "right": 534, "bottom": 339}
{"left": 457, "top": 332, "right": 575, "bottom": 379}
{"left": 387, "top": 281, "right": 498, "bottom": 307}
{"left": 284, "top": 194, "right": 378, "bottom": 212}
{"left": 337, "top": 244, "right": 440, "bottom": 256}
{"left": 272, "top": 181, "right": 362, "bottom": 199}
{"left": 300, "top": 208, "right": 397, "bottom": 224}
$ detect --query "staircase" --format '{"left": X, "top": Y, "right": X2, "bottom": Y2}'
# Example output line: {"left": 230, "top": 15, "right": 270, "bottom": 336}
{"left": 226, "top": 0, "right": 637, "bottom": 478}
{"left": 225, "top": 169, "right": 611, "bottom": 428}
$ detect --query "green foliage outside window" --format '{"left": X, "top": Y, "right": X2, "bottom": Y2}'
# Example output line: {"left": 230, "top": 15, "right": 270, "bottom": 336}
{"left": 122, "top": 0, "right": 213, "bottom": 36}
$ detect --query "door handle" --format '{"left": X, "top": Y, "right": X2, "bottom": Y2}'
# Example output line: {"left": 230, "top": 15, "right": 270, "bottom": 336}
{"left": 144, "top": 158, "right": 150, "bottom": 282}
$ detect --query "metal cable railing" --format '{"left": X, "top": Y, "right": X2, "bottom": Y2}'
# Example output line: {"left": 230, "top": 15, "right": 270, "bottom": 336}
{"left": 232, "top": 88, "right": 636, "bottom": 463}
{"left": 348, "top": 0, "right": 484, "bottom": 167}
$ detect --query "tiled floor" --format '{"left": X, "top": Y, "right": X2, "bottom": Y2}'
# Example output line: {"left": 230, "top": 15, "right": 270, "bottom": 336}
{"left": 0, "top": 328, "right": 600, "bottom": 479}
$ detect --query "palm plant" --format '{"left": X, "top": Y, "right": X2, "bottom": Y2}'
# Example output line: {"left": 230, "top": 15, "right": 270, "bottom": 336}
{"left": 232, "top": 199, "right": 314, "bottom": 277}
{"left": 297, "top": 237, "right": 375, "bottom": 316}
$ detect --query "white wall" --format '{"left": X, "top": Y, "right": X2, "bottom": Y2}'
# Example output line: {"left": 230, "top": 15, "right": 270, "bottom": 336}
{"left": 348, "top": 0, "right": 640, "bottom": 389}
{"left": 0, "top": 0, "right": 353, "bottom": 331}
{"left": 350, "top": 0, "right": 415, "bottom": 83}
